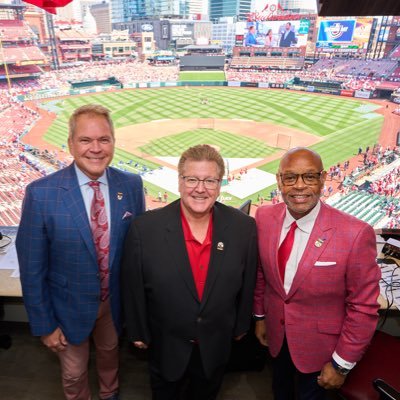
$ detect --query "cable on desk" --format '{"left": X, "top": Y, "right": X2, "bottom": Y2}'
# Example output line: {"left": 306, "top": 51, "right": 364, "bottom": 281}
{"left": 0, "top": 232, "right": 12, "bottom": 250}
{"left": 377, "top": 257, "right": 400, "bottom": 330}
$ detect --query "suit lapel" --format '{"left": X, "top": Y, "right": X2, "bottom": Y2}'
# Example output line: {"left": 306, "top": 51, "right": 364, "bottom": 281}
{"left": 165, "top": 201, "right": 199, "bottom": 302}
{"left": 200, "top": 204, "right": 229, "bottom": 310}
{"left": 60, "top": 165, "right": 97, "bottom": 264}
{"left": 287, "top": 203, "right": 334, "bottom": 298}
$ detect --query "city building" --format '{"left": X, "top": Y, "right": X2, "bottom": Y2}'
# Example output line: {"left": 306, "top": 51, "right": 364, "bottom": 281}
{"left": 279, "top": 0, "right": 316, "bottom": 13}
{"left": 90, "top": 1, "right": 111, "bottom": 34}
{"left": 211, "top": 17, "right": 237, "bottom": 53}
{"left": 209, "top": 0, "right": 252, "bottom": 22}
{"left": 109, "top": 0, "right": 190, "bottom": 24}
{"left": 114, "top": 18, "right": 212, "bottom": 50}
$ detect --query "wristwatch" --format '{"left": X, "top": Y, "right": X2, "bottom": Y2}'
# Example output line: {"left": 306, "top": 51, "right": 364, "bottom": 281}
{"left": 331, "top": 359, "right": 350, "bottom": 376}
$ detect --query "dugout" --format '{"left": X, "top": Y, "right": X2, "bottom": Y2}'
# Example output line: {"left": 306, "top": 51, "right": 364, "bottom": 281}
{"left": 69, "top": 76, "right": 122, "bottom": 89}
{"left": 289, "top": 78, "right": 342, "bottom": 93}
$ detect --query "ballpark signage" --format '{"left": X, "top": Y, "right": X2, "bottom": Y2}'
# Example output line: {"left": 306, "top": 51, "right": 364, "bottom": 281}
{"left": 317, "top": 20, "right": 356, "bottom": 45}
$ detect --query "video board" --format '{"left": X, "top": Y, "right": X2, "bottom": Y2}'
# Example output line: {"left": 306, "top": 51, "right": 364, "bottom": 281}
{"left": 316, "top": 17, "right": 374, "bottom": 50}
{"left": 236, "top": 19, "right": 310, "bottom": 48}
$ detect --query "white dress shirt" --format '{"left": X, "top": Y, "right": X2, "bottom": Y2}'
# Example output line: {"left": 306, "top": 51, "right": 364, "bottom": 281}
{"left": 74, "top": 164, "right": 111, "bottom": 226}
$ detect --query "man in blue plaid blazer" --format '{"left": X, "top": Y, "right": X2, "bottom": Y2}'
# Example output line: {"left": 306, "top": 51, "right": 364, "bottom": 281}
{"left": 16, "top": 104, "right": 145, "bottom": 400}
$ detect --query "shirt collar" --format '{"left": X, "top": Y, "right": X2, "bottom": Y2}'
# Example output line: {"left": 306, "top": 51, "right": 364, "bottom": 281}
{"left": 74, "top": 163, "right": 108, "bottom": 187}
{"left": 180, "top": 203, "right": 213, "bottom": 245}
{"left": 283, "top": 201, "right": 321, "bottom": 234}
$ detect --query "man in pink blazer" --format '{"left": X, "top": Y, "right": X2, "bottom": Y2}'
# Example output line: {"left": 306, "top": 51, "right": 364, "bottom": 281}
{"left": 253, "top": 147, "right": 380, "bottom": 400}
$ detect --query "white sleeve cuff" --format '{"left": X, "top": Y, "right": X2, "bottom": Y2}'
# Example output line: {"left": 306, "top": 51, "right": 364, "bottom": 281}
{"left": 332, "top": 352, "right": 356, "bottom": 370}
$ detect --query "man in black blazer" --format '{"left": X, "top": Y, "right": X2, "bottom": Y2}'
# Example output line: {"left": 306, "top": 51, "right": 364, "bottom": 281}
{"left": 121, "top": 144, "right": 258, "bottom": 400}
{"left": 279, "top": 22, "right": 297, "bottom": 47}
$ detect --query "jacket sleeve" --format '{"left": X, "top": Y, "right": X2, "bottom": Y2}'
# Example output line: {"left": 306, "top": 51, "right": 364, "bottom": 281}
{"left": 16, "top": 185, "right": 58, "bottom": 336}
{"left": 121, "top": 220, "right": 151, "bottom": 344}
{"left": 335, "top": 222, "right": 381, "bottom": 362}
{"left": 233, "top": 218, "right": 258, "bottom": 336}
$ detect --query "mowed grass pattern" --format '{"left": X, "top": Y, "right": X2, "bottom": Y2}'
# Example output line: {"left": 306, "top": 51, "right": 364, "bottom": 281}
{"left": 42, "top": 87, "right": 384, "bottom": 205}
{"left": 140, "top": 129, "right": 275, "bottom": 158}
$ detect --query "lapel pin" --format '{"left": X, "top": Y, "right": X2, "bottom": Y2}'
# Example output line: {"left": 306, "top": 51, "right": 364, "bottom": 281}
{"left": 217, "top": 242, "right": 224, "bottom": 251}
{"left": 314, "top": 238, "right": 325, "bottom": 248}
{"left": 117, "top": 192, "right": 123, "bottom": 200}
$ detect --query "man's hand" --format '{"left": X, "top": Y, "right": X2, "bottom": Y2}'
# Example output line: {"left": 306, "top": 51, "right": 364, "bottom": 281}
{"left": 254, "top": 320, "right": 268, "bottom": 347}
{"left": 317, "top": 361, "right": 347, "bottom": 389}
{"left": 234, "top": 333, "right": 247, "bottom": 341}
{"left": 133, "top": 341, "right": 148, "bottom": 350}
{"left": 41, "top": 327, "right": 67, "bottom": 353}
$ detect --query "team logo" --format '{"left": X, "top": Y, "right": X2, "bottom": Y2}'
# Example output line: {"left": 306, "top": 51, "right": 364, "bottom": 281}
{"left": 141, "top": 24, "right": 153, "bottom": 32}
{"left": 325, "top": 23, "right": 349, "bottom": 40}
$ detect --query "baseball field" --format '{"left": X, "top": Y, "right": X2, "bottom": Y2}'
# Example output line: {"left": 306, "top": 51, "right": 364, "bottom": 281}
{"left": 40, "top": 86, "right": 384, "bottom": 207}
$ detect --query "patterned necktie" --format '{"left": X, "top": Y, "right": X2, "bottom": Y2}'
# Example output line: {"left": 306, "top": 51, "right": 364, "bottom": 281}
{"left": 89, "top": 181, "right": 110, "bottom": 301}
{"left": 278, "top": 221, "right": 297, "bottom": 283}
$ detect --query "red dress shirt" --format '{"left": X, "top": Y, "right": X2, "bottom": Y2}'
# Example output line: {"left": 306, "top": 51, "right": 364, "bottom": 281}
{"left": 181, "top": 207, "right": 213, "bottom": 301}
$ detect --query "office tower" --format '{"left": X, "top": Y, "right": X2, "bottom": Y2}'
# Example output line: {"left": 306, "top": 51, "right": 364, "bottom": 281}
{"left": 91, "top": 2, "right": 111, "bottom": 33}
{"left": 110, "top": 0, "right": 190, "bottom": 24}
{"left": 188, "top": 0, "right": 203, "bottom": 16}
{"left": 209, "top": 0, "right": 252, "bottom": 22}
{"left": 279, "top": 0, "right": 316, "bottom": 13}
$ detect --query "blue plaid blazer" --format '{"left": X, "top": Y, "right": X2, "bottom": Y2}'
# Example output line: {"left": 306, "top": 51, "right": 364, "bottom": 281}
{"left": 16, "top": 163, "right": 145, "bottom": 344}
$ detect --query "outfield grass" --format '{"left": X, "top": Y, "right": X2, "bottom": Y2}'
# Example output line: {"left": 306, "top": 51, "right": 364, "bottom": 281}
{"left": 140, "top": 129, "right": 276, "bottom": 158}
{"left": 178, "top": 71, "right": 226, "bottom": 81}
{"left": 42, "top": 87, "right": 384, "bottom": 206}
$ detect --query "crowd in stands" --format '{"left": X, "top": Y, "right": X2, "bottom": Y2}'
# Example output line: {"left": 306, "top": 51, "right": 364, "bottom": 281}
{"left": 369, "top": 166, "right": 400, "bottom": 197}
{"left": 226, "top": 70, "right": 294, "bottom": 83}
{"left": 0, "top": 140, "right": 43, "bottom": 226}
{"left": 226, "top": 57, "right": 399, "bottom": 88}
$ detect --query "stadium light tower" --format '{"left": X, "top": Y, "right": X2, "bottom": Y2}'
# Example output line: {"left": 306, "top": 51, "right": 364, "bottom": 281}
{"left": 0, "top": 34, "right": 12, "bottom": 91}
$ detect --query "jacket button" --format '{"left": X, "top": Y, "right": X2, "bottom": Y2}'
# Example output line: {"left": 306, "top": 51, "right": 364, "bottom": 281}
{"left": 280, "top": 319, "right": 285, "bottom": 325}
{"left": 197, "top": 317, "right": 202, "bottom": 323}
{"left": 284, "top": 300, "right": 290, "bottom": 304}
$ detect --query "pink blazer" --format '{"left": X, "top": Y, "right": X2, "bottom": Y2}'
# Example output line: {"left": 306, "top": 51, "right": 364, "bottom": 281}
{"left": 253, "top": 201, "right": 381, "bottom": 373}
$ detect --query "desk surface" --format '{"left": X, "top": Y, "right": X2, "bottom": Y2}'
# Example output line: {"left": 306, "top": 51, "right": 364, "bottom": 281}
{"left": 0, "top": 269, "right": 22, "bottom": 297}
{"left": 0, "top": 268, "right": 396, "bottom": 310}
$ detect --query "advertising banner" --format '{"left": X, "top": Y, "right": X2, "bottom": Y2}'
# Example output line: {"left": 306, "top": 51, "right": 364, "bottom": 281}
{"left": 354, "top": 90, "right": 371, "bottom": 99}
{"left": 340, "top": 89, "right": 355, "bottom": 97}
{"left": 317, "top": 19, "right": 356, "bottom": 45}
{"left": 171, "top": 24, "right": 194, "bottom": 39}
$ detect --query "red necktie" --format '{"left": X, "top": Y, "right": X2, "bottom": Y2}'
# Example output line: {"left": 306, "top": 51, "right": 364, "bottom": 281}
{"left": 278, "top": 221, "right": 297, "bottom": 283}
{"left": 89, "top": 181, "right": 110, "bottom": 301}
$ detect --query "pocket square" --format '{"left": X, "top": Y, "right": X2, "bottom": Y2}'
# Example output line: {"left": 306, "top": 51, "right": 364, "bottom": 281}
{"left": 314, "top": 261, "right": 336, "bottom": 266}
{"left": 122, "top": 211, "right": 133, "bottom": 220}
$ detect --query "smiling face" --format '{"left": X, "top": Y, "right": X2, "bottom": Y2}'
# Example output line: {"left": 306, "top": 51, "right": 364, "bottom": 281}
{"left": 68, "top": 113, "right": 115, "bottom": 180}
{"left": 277, "top": 148, "right": 326, "bottom": 220}
{"left": 179, "top": 159, "right": 221, "bottom": 219}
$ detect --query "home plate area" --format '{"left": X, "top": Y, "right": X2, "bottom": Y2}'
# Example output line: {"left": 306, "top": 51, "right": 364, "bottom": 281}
{"left": 142, "top": 157, "right": 277, "bottom": 200}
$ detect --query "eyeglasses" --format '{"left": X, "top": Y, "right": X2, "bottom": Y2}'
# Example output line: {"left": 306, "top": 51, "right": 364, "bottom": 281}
{"left": 181, "top": 176, "right": 221, "bottom": 190}
{"left": 279, "top": 172, "right": 323, "bottom": 186}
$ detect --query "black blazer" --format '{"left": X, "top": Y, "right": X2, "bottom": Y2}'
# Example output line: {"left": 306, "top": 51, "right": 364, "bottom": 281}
{"left": 121, "top": 200, "right": 258, "bottom": 380}
{"left": 279, "top": 30, "right": 296, "bottom": 47}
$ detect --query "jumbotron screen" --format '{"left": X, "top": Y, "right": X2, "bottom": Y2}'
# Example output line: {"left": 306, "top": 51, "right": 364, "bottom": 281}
{"left": 316, "top": 17, "right": 374, "bottom": 50}
{"left": 236, "top": 19, "right": 310, "bottom": 48}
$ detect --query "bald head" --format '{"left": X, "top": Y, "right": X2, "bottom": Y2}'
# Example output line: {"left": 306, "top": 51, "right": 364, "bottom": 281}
{"left": 277, "top": 147, "right": 326, "bottom": 219}
{"left": 279, "top": 147, "right": 323, "bottom": 173}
